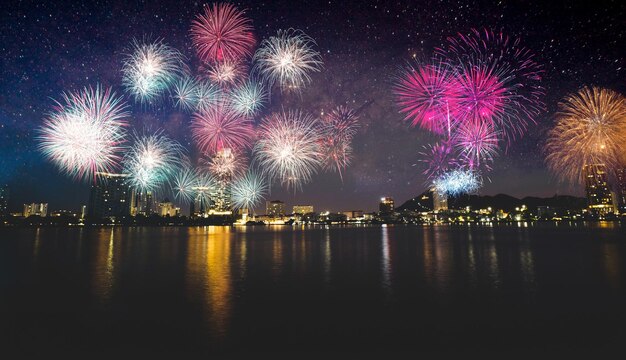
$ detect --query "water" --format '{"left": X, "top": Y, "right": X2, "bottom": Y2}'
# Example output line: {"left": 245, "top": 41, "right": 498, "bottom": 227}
{"left": 1, "top": 223, "right": 625, "bottom": 356}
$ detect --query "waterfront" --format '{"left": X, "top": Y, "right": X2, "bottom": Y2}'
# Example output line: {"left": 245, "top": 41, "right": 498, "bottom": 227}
{"left": 1, "top": 223, "right": 625, "bottom": 356}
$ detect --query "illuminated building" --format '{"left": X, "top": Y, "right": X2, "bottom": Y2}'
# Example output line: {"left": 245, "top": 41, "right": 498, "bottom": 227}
{"left": 266, "top": 200, "right": 285, "bottom": 217}
{"left": 433, "top": 189, "right": 448, "bottom": 211}
{"left": 293, "top": 205, "right": 314, "bottom": 215}
{"left": 158, "top": 200, "right": 180, "bottom": 217}
{"left": 190, "top": 185, "right": 233, "bottom": 218}
{"left": 379, "top": 197, "right": 394, "bottom": 214}
{"left": 342, "top": 210, "right": 364, "bottom": 220}
{"left": 617, "top": 167, "right": 626, "bottom": 212}
{"left": 87, "top": 172, "right": 132, "bottom": 219}
{"left": 583, "top": 164, "right": 616, "bottom": 214}
{"left": 23, "top": 203, "right": 48, "bottom": 217}
{"left": 0, "top": 184, "right": 8, "bottom": 216}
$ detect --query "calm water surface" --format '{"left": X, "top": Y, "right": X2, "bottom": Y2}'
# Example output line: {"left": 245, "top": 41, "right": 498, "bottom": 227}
{"left": 1, "top": 223, "right": 625, "bottom": 356}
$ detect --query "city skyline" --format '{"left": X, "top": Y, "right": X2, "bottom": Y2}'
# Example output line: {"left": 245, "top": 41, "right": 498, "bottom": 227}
{"left": 1, "top": 1, "right": 625, "bottom": 214}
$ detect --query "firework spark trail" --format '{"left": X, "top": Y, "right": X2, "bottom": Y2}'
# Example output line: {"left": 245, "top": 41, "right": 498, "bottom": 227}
{"left": 453, "top": 120, "right": 500, "bottom": 170}
{"left": 194, "top": 79, "right": 222, "bottom": 113}
{"left": 173, "top": 166, "right": 199, "bottom": 203}
{"left": 39, "top": 85, "right": 129, "bottom": 182}
{"left": 172, "top": 76, "right": 199, "bottom": 112}
{"left": 123, "top": 130, "right": 185, "bottom": 193}
{"left": 227, "top": 79, "right": 267, "bottom": 117}
{"left": 254, "top": 110, "right": 322, "bottom": 190}
{"left": 191, "top": 105, "right": 255, "bottom": 155}
{"left": 204, "top": 59, "right": 247, "bottom": 88}
{"left": 394, "top": 61, "right": 458, "bottom": 135}
{"left": 418, "top": 141, "right": 459, "bottom": 182}
{"left": 545, "top": 87, "right": 626, "bottom": 184}
{"left": 231, "top": 170, "right": 268, "bottom": 210}
{"left": 253, "top": 28, "right": 323, "bottom": 93}
{"left": 204, "top": 147, "right": 247, "bottom": 179}
{"left": 191, "top": 2, "right": 255, "bottom": 63}
{"left": 122, "top": 38, "right": 185, "bottom": 104}
{"left": 318, "top": 106, "right": 360, "bottom": 180}
{"left": 433, "top": 168, "right": 482, "bottom": 196}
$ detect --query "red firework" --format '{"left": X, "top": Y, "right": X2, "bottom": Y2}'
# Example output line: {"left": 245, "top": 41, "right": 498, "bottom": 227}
{"left": 191, "top": 3, "right": 255, "bottom": 64}
{"left": 191, "top": 106, "right": 255, "bottom": 155}
{"left": 394, "top": 62, "right": 459, "bottom": 135}
{"left": 453, "top": 120, "right": 500, "bottom": 170}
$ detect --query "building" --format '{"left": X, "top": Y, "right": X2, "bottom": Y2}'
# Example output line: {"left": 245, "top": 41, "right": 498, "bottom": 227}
{"left": 583, "top": 164, "right": 616, "bottom": 214}
{"left": 433, "top": 190, "right": 448, "bottom": 211}
{"left": 342, "top": 210, "right": 364, "bottom": 220}
{"left": 158, "top": 200, "right": 180, "bottom": 217}
{"left": 50, "top": 210, "right": 78, "bottom": 217}
{"left": 87, "top": 172, "right": 132, "bottom": 219}
{"left": 293, "top": 205, "right": 314, "bottom": 215}
{"left": 617, "top": 167, "right": 626, "bottom": 212}
{"left": 266, "top": 200, "right": 285, "bottom": 217}
{"left": 379, "top": 197, "right": 394, "bottom": 214}
{"left": 0, "top": 184, "right": 8, "bottom": 216}
{"left": 23, "top": 203, "right": 48, "bottom": 217}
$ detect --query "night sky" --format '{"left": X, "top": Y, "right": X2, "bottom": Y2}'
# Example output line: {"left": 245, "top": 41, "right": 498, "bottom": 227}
{"left": 1, "top": 0, "right": 625, "bottom": 213}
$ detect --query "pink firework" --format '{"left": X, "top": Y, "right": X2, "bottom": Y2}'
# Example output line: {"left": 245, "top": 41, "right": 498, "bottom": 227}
{"left": 453, "top": 121, "right": 500, "bottom": 170}
{"left": 418, "top": 141, "right": 458, "bottom": 182}
{"left": 323, "top": 106, "right": 360, "bottom": 140}
{"left": 202, "top": 147, "right": 247, "bottom": 179}
{"left": 437, "top": 28, "right": 545, "bottom": 141}
{"left": 190, "top": 3, "right": 255, "bottom": 64}
{"left": 394, "top": 62, "right": 459, "bottom": 135}
{"left": 319, "top": 135, "right": 352, "bottom": 181}
{"left": 191, "top": 106, "right": 254, "bottom": 155}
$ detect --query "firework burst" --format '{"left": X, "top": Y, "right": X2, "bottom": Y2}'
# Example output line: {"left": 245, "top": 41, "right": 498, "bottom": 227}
{"left": 253, "top": 29, "right": 323, "bottom": 92}
{"left": 433, "top": 168, "right": 482, "bottom": 196}
{"left": 231, "top": 170, "right": 268, "bottom": 210}
{"left": 173, "top": 166, "right": 199, "bottom": 203}
{"left": 254, "top": 110, "right": 322, "bottom": 190}
{"left": 39, "top": 85, "right": 129, "bottom": 182}
{"left": 454, "top": 121, "right": 500, "bottom": 169}
{"left": 122, "top": 38, "right": 184, "bottom": 104}
{"left": 323, "top": 106, "right": 360, "bottom": 140}
{"left": 204, "top": 147, "right": 247, "bottom": 179}
{"left": 194, "top": 79, "right": 222, "bottom": 113}
{"left": 228, "top": 79, "right": 267, "bottom": 117}
{"left": 318, "top": 106, "right": 359, "bottom": 180}
{"left": 172, "top": 76, "right": 199, "bottom": 112}
{"left": 545, "top": 87, "right": 626, "bottom": 184}
{"left": 418, "top": 141, "right": 459, "bottom": 182}
{"left": 204, "top": 59, "right": 247, "bottom": 87}
{"left": 191, "top": 2, "right": 255, "bottom": 63}
{"left": 191, "top": 106, "right": 255, "bottom": 155}
{"left": 394, "top": 62, "right": 458, "bottom": 134}
{"left": 123, "top": 131, "right": 185, "bottom": 193}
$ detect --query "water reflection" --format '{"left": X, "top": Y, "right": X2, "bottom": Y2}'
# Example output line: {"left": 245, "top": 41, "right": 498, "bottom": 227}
{"left": 92, "top": 228, "right": 117, "bottom": 305}
{"left": 602, "top": 242, "right": 620, "bottom": 289}
{"left": 185, "top": 226, "right": 233, "bottom": 338}
{"left": 380, "top": 226, "right": 391, "bottom": 290}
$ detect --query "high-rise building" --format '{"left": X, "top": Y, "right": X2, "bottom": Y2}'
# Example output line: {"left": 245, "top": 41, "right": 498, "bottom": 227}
{"left": 583, "top": 164, "right": 616, "bottom": 214}
{"left": 158, "top": 200, "right": 180, "bottom": 217}
{"left": 433, "top": 190, "right": 448, "bottom": 211}
{"left": 379, "top": 197, "right": 394, "bottom": 214}
{"left": 293, "top": 205, "right": 314, "bottom": 215}
{"left": 0, "top": 184, "right": 8, "bottom": 216}
{"left": 617, "top": 167, "right": 626, "bottom": 212}
{"left": 23, "top": 203, "right": 48, "bottom": 217}
{"left": 266, "top": 200, "right": 285, "bottom": 217}
{"left": 87, "top": 172, "right": 132, "bottom": 219}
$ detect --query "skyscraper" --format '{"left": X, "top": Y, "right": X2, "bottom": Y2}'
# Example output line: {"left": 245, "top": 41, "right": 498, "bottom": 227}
{"left": 87, "top": 173, "right": 132, "bottom": 219}
{"left": 23, "top": 203, "right": 48, "bottom": 217}
{"left": 379, "top": 197, "right": 394, "bottom": 214}
{"left": 617, "top": 167, "right": 626, "bottom": 212}
{"left": 266, "top": 200, "right": 285, "bottom": 217}
{"left": 583, "top": 164, "right": 615, "bottom": 214}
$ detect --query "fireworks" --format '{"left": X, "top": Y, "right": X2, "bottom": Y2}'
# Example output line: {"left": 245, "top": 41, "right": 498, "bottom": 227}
{"left": 545, "top": 87, "right": 626, "bottom": 184}
{"left": 123, "top": 131, "right": 185, "bottom": 193}
{"left": 319, "top": 106, "right": 360, "bottom": 180}
{"left": 228, "top": 79, "right": 267, "bottom": 117}
{"left": 394, "top": 62, "right": 458, "bottom": 134}
{"left": 419, "top": 141, "right": 458, "bottom": 182}
{"left": 433, "top": 169, "right": 482, "bottom": 196}
{"left": 205, "top": 147, "right": 247, "bottom": 178}
{"left": 205, "top": 60, "right": 247, "bottom": 87}
{"left": 194, "top": 79, "right": 222, "bottom": 113}
{"left": 191, "top": 2, "right": 255, "bottom": 63}
{"left": 254, "top": 110, "right": 322, "bottom": 190}
{"left": 38, "top": 85, "right": 129, "bottom": 181}
{"left": 172, "top": 76, "right": 198, "bottom": 112}
{"left": 231, "top": 170, "right": 268, "bottom": 210}
{"left": 454, "top": 121, "right": 500, "bottom": 169}
{"left": 173, "top": 166, "right": 199, "bottom": 203}
{"left": 253, "top": 29, "right": 323, "bottom": 92}
{"left": 191, "top": 106, "right": 254, "bottom": 155}
{"left": 122, "top": 39, "right": 184, "bottom": 104}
